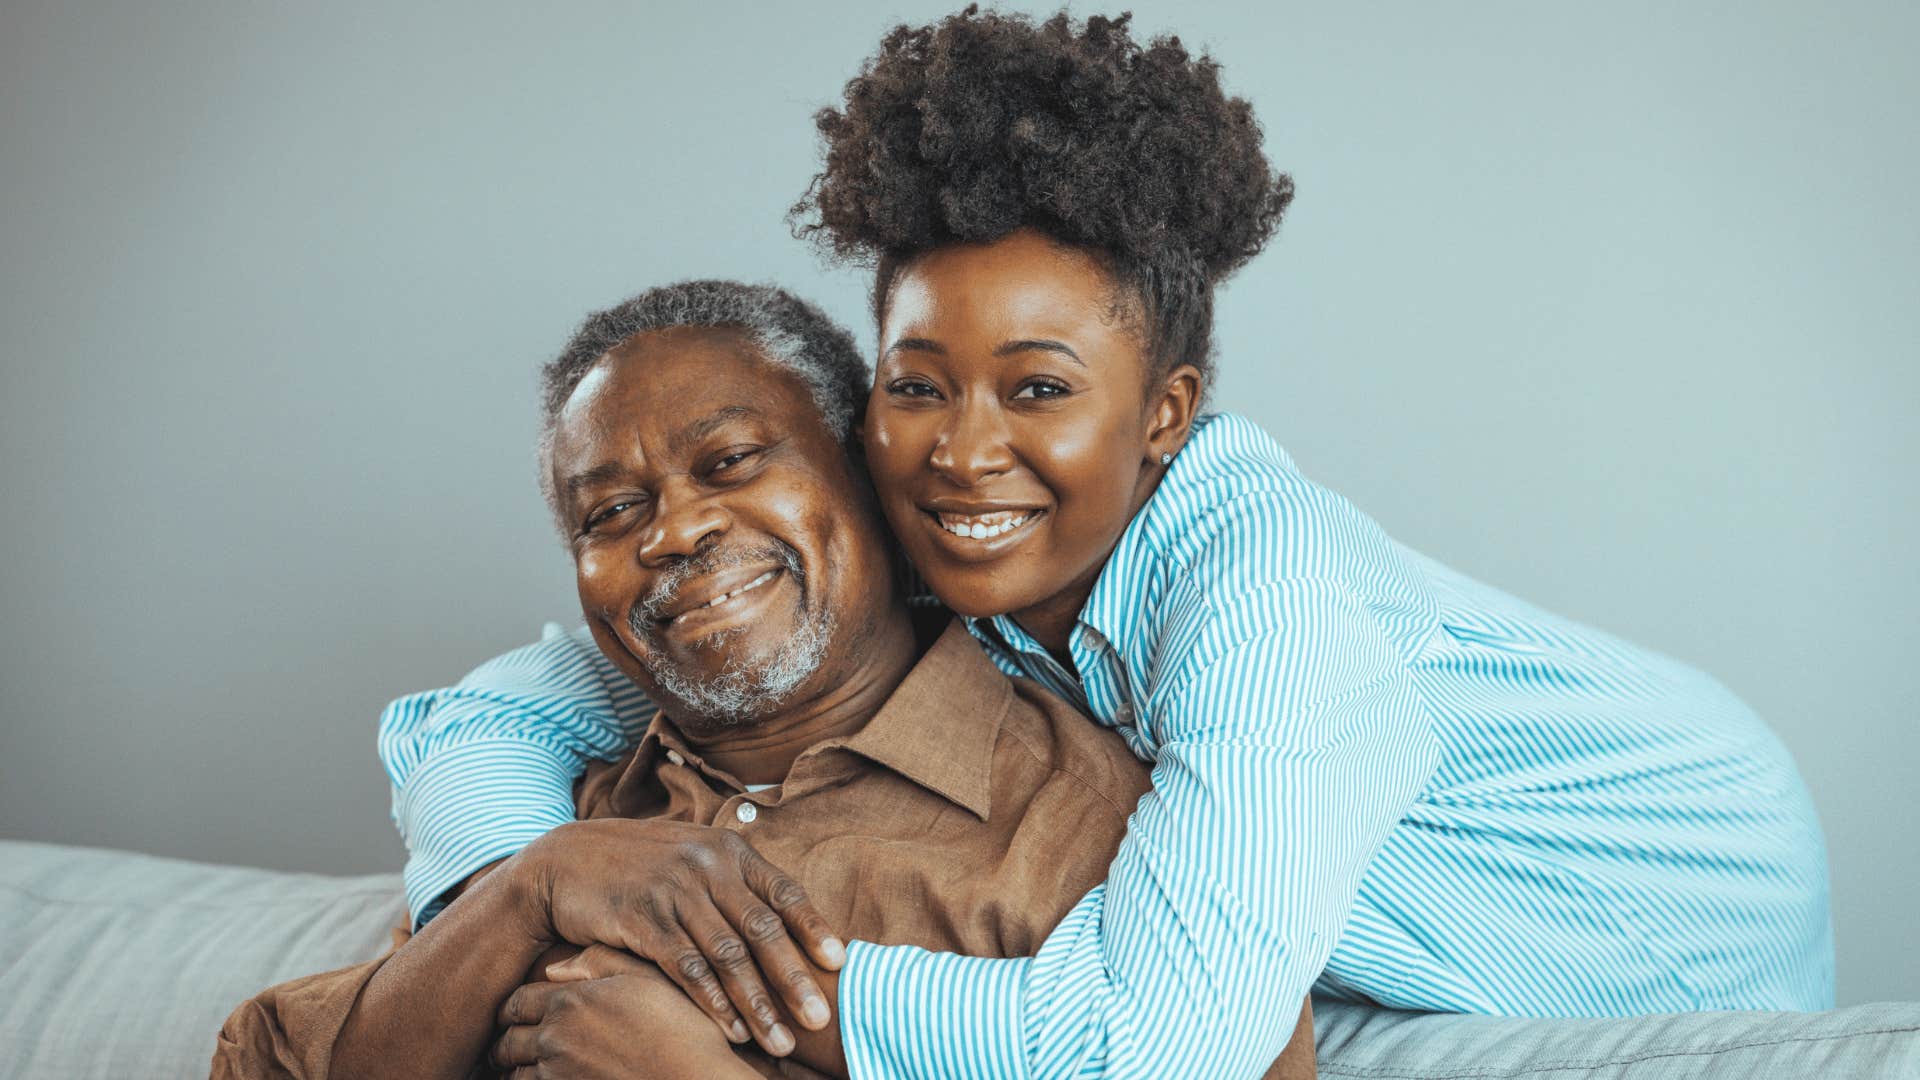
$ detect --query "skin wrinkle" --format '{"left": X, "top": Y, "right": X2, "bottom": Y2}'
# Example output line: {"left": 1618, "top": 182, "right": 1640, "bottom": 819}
{"left": 552, "top": 325, "right": 912, "bottom": 771}
{"left": 627, "top": 540, "right": 838, "bottom": 727}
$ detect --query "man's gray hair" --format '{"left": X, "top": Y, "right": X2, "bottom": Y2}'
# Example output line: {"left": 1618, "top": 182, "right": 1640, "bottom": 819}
{"left": 537, "top": 280, "right": 869, "bottom": 533}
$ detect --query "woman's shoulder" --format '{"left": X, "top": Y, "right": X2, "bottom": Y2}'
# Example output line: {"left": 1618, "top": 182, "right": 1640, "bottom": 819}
{"left": 1148, "top": 413, "right": 1392, "bottom": 578}
{"left": 1121, "top": 414, "right": 1442, "bottom": 659}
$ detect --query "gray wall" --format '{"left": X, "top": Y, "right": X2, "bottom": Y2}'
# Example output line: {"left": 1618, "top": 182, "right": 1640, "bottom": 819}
{"left": 2, "top": 1, "right": 1913, "bottom": 1005}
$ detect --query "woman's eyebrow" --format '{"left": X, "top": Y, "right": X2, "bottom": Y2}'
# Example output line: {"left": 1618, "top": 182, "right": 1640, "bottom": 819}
{"left": 993, "top": 338, "right": 1083, "bottom": 366}
{"left": 884, "top": 337, "right": 945, "bottom": 357}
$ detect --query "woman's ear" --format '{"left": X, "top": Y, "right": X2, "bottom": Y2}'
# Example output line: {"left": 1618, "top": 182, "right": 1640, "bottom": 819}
{"left": 1145, "top": 363, "right": 1202, "bottom": 465}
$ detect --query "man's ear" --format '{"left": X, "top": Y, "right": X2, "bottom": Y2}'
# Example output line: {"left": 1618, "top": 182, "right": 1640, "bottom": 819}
{"left": 1144, "top": 363, "right": 1202, "bottom": 466}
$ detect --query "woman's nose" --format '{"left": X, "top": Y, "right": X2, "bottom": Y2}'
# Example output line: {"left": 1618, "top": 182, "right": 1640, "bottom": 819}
{"left": 928, "top": 399, "right": 1016, "bottom": 486}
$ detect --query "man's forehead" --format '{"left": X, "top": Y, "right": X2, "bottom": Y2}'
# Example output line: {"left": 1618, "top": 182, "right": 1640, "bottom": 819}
{"left": 562, "top": 332, "right": 800, "bottom": 435}
{"left": 551, "top": 334, "right": 824, "bottom": 484}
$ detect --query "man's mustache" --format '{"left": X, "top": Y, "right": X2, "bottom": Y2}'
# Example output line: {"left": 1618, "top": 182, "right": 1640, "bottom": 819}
{"left": 629, "top": 542, "right": 805, "bottom": 632}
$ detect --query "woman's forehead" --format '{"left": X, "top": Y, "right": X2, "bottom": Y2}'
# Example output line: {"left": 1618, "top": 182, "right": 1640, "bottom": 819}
{"left": 886, "top": 240, "right": 1126, "bottom": 344}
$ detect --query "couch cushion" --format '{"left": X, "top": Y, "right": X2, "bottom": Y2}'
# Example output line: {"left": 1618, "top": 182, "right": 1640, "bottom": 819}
{"left": 0, "top": 840, "right": 402, "bottom": 1079}
{"left": 2, "top": 840, "right": 1916, "bottom": 1079}
{"left": 1314, "top": 996, "right": 1920, "bottom": 1078}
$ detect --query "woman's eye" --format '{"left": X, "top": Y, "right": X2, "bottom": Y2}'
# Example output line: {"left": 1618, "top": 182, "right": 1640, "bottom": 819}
{"left": 1012, "top": 379, "right": 1071, "bottom": 400}
{"left": 886, "top": 378, "right": 941, "bottom": 399}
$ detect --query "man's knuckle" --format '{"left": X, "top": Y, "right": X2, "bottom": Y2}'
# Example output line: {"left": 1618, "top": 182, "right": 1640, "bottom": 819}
{"left": 708, "top": 933, "right": 750, "bottom": 967}
{"left": 742, "top": 905, "right": 783, "bottom": 941}
{"left": 639, "top": 890, "right": 676, "bottom": 932}
{"left": 677, "top": 840, "right": 719, "bottom": 872}
{"left": 767, "top": 877, "right": 808, "bottom": 910}
{"left": 676, "top": 950, "right": 716, "bottom": 984}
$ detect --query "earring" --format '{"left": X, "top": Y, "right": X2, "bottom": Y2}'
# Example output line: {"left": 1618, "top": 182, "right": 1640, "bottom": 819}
{"left": 1160, "top": 452, "right": 1173, "bottom": 465}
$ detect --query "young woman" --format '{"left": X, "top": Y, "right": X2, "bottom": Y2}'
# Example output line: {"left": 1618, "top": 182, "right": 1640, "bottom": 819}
{"left": 383, "top": 10, "right": 1831, "bottom": 1078}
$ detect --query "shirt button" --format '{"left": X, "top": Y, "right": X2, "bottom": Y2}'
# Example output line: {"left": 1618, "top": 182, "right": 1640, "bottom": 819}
{"left": 665, "top": 750, "right": 685, "bottom": 767}
{"left": 735, "top": 802, "right": 758, "bottom": 824}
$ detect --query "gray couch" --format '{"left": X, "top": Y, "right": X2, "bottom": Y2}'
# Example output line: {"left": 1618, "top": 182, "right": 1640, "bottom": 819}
{"left": 2, "top": 840, "right": 1914, "bottom": 1079}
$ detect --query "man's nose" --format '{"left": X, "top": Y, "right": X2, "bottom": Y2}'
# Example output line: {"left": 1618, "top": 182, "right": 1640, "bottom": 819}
{"left": 635, "top": 486, "right": 729, "bottom": 565}
{"left": 928, "top": 397, "right": 1016, "bottom": 487}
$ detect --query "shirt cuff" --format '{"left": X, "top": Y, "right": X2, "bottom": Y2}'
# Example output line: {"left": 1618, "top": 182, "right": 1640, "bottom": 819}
{"left": 396, "top": 738, "right": 581, "bottom": 929}
{"left": 839, "top": 940, "right": 1031, "bottom": 1080}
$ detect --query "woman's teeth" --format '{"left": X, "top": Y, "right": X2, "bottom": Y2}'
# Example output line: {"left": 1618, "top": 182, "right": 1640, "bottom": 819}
{"left": 936, "top": 511, "right": 1033, "bottom": 540}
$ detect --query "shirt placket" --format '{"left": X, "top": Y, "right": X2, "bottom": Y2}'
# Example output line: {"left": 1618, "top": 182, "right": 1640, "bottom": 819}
{"left": 1071, "top": 625, "right": 1148, "bottom": 754}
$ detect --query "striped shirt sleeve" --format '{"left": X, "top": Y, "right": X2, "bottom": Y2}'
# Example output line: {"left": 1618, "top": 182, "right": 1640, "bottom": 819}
{"left": 838, "top": 495, "right": 1444, "bottom": 1078}
{"left": 377, "top": 625, "right": 655, "bottom": 927}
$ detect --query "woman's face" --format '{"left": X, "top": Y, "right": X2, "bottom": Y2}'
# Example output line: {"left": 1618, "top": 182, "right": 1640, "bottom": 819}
{"left": 864, "top": 228, "right": 1198, "bottom": 640}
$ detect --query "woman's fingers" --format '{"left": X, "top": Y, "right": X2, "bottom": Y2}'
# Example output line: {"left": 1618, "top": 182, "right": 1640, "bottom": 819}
{"left": 681, "top": 898, "right": 796, "bottom": 1056}
{"left": 714, "top": 879, "right": 833, "bottom": 1031}
{"left": 547, "top": 942, "right": 646, "bottom": 983}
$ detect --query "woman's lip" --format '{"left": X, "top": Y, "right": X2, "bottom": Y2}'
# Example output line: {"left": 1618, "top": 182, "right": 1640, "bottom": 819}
{"left": 921, "top": 499, "right": 1047, "bottom": 515}
{"left": 917, "top": 507, "right": 1045, "bottom": 560}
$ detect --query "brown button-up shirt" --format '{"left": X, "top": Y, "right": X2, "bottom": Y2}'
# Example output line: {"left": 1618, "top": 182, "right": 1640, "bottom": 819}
{"left": 213, "top": 616, "right": 1314, "bottom": 1078}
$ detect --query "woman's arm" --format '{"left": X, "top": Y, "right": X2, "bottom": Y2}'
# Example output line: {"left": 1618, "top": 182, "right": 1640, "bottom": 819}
{"left": 832, "top": 574, "right": 1438, "bottom": 1079}
{"left": 376, "top": 625, "right": 654, "bottom": 928}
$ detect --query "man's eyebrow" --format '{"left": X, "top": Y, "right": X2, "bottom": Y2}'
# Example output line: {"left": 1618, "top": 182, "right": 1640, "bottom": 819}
{"left": 563, "top": 461, "right": 630, "bottom": 503}
{"left": 992, "top": 339, "right": 1083, "bottom": 366}
{"left": 673, "top": 404, "right": 762, "bottom": 451}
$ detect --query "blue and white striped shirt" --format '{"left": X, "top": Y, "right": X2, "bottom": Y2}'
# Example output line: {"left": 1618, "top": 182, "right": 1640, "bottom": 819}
{"left": 380, "top": 412, "right": 1831, "bottom": 1079}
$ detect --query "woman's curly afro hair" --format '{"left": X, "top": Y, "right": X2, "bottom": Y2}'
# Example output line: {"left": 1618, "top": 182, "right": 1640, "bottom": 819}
{"left": 791, "top": 6, "right": 1293, "bottom": 385}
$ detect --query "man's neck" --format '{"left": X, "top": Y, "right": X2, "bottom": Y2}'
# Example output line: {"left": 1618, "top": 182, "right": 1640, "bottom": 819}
{"left": 681, "top": 603, "right": 921, "bottom": 787}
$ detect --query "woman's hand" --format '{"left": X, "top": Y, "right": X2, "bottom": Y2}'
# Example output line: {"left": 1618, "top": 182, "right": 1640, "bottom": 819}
{"left": 512, "top": 818, "right": 844, "bottom": 1057}
{"left": 492, "top": 957, "right": 765, "bottom": 1080}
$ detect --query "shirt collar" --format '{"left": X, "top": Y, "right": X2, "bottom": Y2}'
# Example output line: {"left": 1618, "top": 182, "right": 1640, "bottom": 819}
{"left": 609, "top": 617, "right": 1007, "bottom": 821}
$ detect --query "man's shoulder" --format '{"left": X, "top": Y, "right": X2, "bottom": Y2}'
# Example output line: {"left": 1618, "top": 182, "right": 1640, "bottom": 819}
{"left": 992, "top": 676, "right": 1153, "bottom": 814}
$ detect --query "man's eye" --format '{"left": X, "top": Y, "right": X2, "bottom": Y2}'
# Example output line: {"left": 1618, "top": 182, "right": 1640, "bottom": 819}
{"left": 583, "top": 502, "right": 637, "bottom": 532}
{"left": 712, "top": 448, "right": 761, "bottom": 473}
{"left": 886, "top": 378, "right": 941, "bottom": 399}
{"left": 1012, "top": 379, "right": 1070, "bottom": 400}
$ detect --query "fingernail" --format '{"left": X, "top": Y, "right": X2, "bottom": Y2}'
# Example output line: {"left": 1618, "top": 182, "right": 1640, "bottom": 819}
{"left": 729, "top": 1020, "right": 750, "bottom": 1043}
{"left": 769, "top": 1023, "right": 795, "bottom": 1055}
{"left": 802, "top": 995, "right": 831, "bottom": 1028}
{"left": 821, "top": 937, "right": 847, "bottom": 968}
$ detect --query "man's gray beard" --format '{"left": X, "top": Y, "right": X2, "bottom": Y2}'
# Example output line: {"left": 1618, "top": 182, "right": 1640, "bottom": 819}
{"left": 627, "top": 544, "right": 835, "bottom": 728}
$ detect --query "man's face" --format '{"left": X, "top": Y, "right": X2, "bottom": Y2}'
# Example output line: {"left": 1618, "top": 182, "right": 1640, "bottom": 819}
{"left": 549, "top": 327, "right": 894, "bottom": 730}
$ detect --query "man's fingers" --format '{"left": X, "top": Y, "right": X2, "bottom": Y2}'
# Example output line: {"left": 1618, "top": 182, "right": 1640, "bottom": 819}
{"left": 683, "top": 900, "right": 796, "bottom": 1057}
{"left": 490, "top": 1023, "right": 542, "bottom": 1070}
{"left": 633, "top": 915, "right": 750, "bottom": 1044}
{"left": 743, "top": 850, "right": 846, "bottom": 972}
{"left": 715, "top": 881, "right": 833, "bottom": 1032}
{"left": 497, "top": 981, "right": 562, "bottom": 1028}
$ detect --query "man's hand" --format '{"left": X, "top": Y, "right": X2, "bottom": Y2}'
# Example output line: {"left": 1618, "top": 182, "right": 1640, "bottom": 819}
{"left": 514, "top": 818, "right": 844, "bottom": 1057}
{"left": 492, "top": 959, "right": 765, "bottom": 1080}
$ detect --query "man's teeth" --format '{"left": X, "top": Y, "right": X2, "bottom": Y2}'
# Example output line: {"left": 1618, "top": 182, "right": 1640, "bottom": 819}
{"left": 937, "top": 512, "right": 1032, "bottom": 540}
{"left": 682, "top": 569, "right": 778, "bottom": 618}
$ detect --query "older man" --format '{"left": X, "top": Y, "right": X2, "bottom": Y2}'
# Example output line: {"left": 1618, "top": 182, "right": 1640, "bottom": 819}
{"left": 212, "top": 281, "right": 1314, "bottom": 1079}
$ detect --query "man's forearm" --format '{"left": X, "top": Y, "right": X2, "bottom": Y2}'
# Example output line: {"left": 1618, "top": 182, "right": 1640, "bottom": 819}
{"left": 331, "top": 855, "right": 551, "bottom": 1080}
